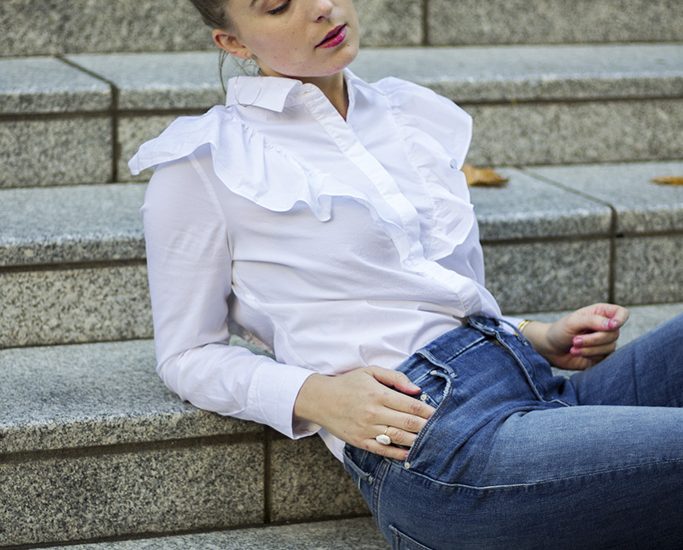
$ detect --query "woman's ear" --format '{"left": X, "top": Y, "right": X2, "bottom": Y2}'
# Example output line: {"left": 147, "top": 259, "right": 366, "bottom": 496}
{"left": 212, "top": 29, "right": 252, "bottom": 60}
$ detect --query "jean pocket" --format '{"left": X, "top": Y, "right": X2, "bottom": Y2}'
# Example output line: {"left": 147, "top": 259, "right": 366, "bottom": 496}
{"left": 403, "top": 352, "right": 455, "bottom": 465}
{"left": 389, "top": 524, "right": 435, "bottom": 550}
{"left": 343, "top": 444, "right": 373, "bottom": 487}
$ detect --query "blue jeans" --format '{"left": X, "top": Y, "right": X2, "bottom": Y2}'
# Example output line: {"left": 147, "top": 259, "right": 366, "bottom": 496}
{"left": 343, "top": 315, "right": 683, "bottom": 549}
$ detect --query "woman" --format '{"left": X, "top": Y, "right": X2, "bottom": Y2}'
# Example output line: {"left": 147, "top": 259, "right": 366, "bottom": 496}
{"left": 129, "top": 1, "right": 683, "bottom": 548}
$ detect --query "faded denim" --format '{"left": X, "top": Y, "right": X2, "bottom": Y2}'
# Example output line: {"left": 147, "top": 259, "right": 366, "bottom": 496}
{"left": 344, "top": 315, "right": 683, "bottom": 549}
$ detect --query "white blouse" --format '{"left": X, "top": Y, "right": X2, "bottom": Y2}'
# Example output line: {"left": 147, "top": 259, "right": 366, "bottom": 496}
{"left": 129, "top": 69, "right": 515, "bottom": 462}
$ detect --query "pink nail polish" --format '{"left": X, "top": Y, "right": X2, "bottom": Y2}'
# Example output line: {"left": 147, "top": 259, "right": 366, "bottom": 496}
{"left": 573, "top": 336, "right": 583, "bottom": 347}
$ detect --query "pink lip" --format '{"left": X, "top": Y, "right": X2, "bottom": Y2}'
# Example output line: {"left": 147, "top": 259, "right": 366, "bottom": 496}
{"left": 316, "top": 24, "right": 347, "bottom": 48}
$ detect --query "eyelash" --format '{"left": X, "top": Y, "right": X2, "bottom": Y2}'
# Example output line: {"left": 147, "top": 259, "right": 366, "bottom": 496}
{"left": 267, "top": 0, "right": 290, "bottom": 15}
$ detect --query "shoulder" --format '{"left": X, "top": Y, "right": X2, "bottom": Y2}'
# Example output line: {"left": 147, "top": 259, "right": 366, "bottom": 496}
{"left": 142, "top": 145, "right": 217, "bottom": 217}
{"left": 373, "top": 76, "right": 439, "bottom": 98}
{"left": 372, "top": 77, "right": 472, "bottom": 167}
{"left": 128, "top": 105, "right": 241, "bottom": 176}
{"left": 374, "top": 77, "right": 469, "bottom": 120}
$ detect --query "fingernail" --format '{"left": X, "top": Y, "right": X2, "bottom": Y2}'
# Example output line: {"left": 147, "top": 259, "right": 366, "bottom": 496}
{"left": 409, "top": 383, "right": 420, "bottom": 391}
{"left": 573, "top": 336, "right": 583, "bottom": 347}
{"left": 608, "top": 319, "right": 619, "bottom": 329}
{"left": 570, "top": 347, "right": 581, "bottom": 356}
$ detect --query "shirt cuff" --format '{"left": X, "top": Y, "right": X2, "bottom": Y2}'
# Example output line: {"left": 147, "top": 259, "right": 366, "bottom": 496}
{"left": 248, "top": 357, "right": 321, "bottom": 439}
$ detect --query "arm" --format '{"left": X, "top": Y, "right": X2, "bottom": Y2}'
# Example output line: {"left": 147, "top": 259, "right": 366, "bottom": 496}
{"left": 142, "top": 157, "right": 317, "bottom": 438}
{"left": 518, "top": 303, "right": 630, "bottom": 370}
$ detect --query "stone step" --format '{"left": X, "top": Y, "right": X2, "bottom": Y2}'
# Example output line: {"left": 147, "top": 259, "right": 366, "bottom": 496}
{"left": 42, "top": 518, "right": 388, "bottom": 550}
{"left": 2, "top": 303, "right": 681, "bottom": 547}
{"left": 64, "top": 43, "right": 683, "bottom": 174}
{"left": 426, "top": 0, "right": 683, "bottom": 47}
{"left": 0, "top": 57, "right": 113, "bottom": 188}
{"left": 1, "top": 44, "right": 681, "bottom": 187}
{"left": 0, "top": 340, "right": 368, "bottom": 547}
{"left": 1, "top": 0, "right": 680, "bottom": 57}
{"left": 2, "top": 161, "right": 682, "bottom": 349}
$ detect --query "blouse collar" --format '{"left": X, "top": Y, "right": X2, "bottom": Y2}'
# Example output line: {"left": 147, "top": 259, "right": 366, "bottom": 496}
{"left": 225, "top": 68, "right": 375, "bottom": 112}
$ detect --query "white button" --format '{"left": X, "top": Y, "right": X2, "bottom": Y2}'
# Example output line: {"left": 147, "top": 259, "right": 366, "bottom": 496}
{"left": 430, "top": 370, "right": 438, "bottom": 375}
{"left": 420, "top": 393, "right": 428, "bottom": 402}
{"left": 404, "top": 462, "right": 411, "bottom": 469}
{"left": 449, "top": 159, "right": 458, "bottom": 169}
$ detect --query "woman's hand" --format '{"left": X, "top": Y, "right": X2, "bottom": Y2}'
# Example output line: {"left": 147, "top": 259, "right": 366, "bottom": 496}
{"left": 522, "top": 303, "right": 630, "bottom": 370}
{"left": 294, "top": 367, "right": 436, "bottom": 461}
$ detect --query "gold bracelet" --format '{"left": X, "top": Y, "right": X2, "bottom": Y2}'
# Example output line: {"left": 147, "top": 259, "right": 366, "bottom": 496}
{"left": 517, "top": 319, "right": 532, "bottom": 334}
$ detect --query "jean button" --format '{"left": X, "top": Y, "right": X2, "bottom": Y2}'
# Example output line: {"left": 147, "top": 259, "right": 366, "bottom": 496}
{"left": 420, "top": 393, "right": 428, "bottom": 402}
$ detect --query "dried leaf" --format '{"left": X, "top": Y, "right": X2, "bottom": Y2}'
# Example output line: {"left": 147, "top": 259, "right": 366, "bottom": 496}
{"left": 462, "top": 164, "right": 509, "bottom": 187}
{"left": 651, "top": 176, "right": 683, "bottom": 186}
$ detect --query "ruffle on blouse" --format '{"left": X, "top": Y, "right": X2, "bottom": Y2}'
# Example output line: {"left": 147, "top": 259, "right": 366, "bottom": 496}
{"left": 378, "top": 77, "right": 476, "bottom": 261}
{"left": 130, "top": 106, "right": 345, "bottom": 222}
{"left": 129, "top": 74, "right": 477, "bottom": 266}
{"left": 128, "top": 106, "right": 410, "bottom": 245}
{"left": 128, "top": 104, "right": 413, "bottom": 257}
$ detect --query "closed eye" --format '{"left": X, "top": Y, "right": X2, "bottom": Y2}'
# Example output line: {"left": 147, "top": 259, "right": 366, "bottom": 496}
{"left": 267, "top": 0, "right": 290, "bottom": 15}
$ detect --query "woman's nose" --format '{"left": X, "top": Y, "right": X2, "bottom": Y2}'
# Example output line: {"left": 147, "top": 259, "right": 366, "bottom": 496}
{"left": 314, "top": 0, "right": 334, "bottom": 22}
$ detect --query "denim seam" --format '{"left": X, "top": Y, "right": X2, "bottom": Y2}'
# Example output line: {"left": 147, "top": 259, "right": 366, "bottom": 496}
{"left": 503, "top": 339, "right": 573, "bottom": 406}
{"left": 373, "top": 459, "right": 390, "bottom": 521}
{"left": 389, "top": 524, "right": 435, "bottom": 550}
{"left": 419, "top": 334, "right": 488, "bottom": 368}
{"left": 402, "top": 456, "right": 683, "bottom": 491}
{"left": 493, "top": 332, "right": 546, "bottom": 402}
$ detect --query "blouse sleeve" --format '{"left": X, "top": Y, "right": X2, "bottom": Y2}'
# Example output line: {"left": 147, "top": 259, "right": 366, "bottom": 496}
{"left": 141, "top": 155, "right": 319, "bottom": 439}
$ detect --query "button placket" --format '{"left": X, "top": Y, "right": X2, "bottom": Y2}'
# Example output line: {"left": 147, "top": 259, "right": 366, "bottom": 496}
{"left": 303, "top": 94, "right": 426, "bottom": 266}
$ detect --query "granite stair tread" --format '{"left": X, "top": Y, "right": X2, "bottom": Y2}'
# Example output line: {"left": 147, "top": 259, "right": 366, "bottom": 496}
{"left": 0, "top": 182, "right": 147, "bottom": 267}
{"left": 0, "top": 57, "right": 111, "bottom": 115}
{"left": 527, "top": 162, "right": 683, "bottom": 234}
{"left": 0, "top": 339, "right": 257, "bottom": 455}
{"left": 41, "top": 517, "right": 388, "bottom": 550}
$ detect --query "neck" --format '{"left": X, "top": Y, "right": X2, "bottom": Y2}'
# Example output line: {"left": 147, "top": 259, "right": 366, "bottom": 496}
{"left": 301, "top": 72, "right": 348, "bottom": 119}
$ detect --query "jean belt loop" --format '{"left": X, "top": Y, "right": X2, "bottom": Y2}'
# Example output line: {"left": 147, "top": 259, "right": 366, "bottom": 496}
{"left": 465, "top": 315, "right": 498, "bottom": 336}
